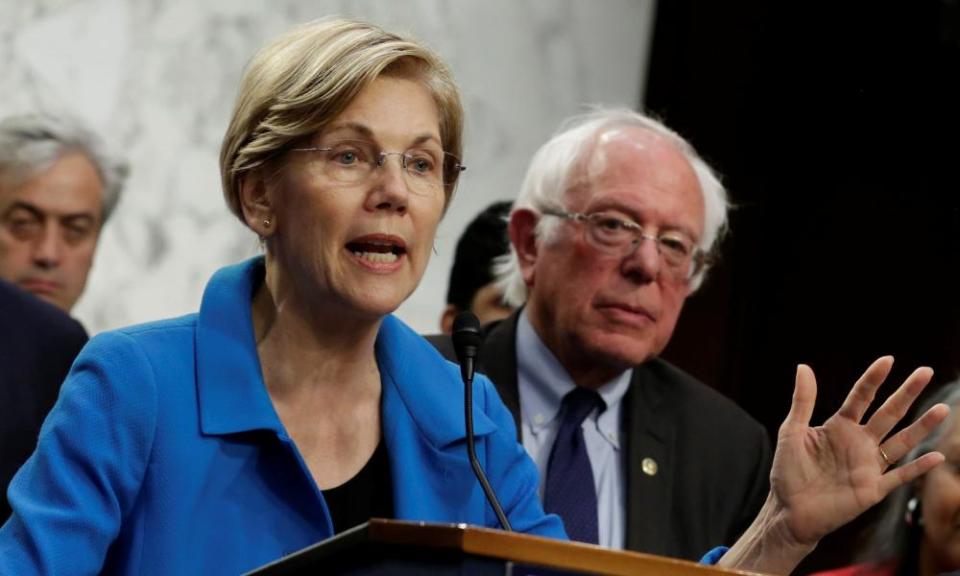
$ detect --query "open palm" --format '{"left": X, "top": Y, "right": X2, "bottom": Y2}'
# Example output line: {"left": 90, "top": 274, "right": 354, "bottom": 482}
{"left": 771, "top": 356, "right": 948, "bottom": 546}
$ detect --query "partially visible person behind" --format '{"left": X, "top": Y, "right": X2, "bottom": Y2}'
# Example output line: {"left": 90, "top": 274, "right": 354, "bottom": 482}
{"left": 439, "top": 200, "right": 514, "bottom": 333}
{"left": 0, "top": 278, "right": 87, "bottom": 521}
{"left": 0, "top": 113, "right": 127, "bottom": 312}
{"left": 813, "top": 379, "right": 960, "bottom": 576}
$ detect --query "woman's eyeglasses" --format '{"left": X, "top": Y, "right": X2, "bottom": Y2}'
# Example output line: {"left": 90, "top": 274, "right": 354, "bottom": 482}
{"left": 290, "top": 139, "right": 465, "bottom": 197}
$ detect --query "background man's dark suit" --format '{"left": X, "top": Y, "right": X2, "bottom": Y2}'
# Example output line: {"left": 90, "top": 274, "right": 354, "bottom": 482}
{"left": 429, "top": 312, "right": 771, "bottom": 560}
{"left": 0, "top": 279, "right": 88, "bottom": 519}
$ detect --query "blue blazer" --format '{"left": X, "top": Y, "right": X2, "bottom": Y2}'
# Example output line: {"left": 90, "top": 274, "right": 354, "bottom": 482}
{"left": 0, "top": 258, "right": 564, "bottom": 575}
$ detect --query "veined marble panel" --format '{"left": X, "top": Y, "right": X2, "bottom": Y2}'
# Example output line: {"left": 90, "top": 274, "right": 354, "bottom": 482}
{"left": 0, "top": 0, "right": 655, "bottom": 334}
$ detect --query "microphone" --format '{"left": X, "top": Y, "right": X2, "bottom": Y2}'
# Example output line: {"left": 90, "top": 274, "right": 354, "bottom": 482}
{"left": 452, "top": 312, "right": 481, "bottom": 385}
{"left": 452, "top": 312, "right": 512, "bottom": 532}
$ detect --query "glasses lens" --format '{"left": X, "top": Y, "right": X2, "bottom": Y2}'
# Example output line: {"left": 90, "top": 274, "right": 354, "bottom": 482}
{"left": 585, "top": 213, "right": 636, "bottom": 251}
{"left": 319, "top": 140, "right": 376, "bottom": 184}
{"left": 401, "top": 148, "right": 445, "bottom": 197}
{"left": 581, "top": 211, "right": 702, "bottom": 283}
{"left": 311, "top": 139, "right": 459, "bottom": 197}
{"left": 657, "top": 235, "right": 692, "bottom": 267}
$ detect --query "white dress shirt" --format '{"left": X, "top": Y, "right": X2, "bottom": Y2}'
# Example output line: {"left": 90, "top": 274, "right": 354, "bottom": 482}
{"left": 515, "top": 309, "right": 631, "bottom": 549}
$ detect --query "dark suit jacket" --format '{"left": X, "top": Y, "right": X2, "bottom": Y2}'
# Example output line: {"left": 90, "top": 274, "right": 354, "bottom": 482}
{"left": 0, "top": 279, "right": 88, "bottom": 519}
{"left": 428, "top": 312, "right": 772, "bottom": 561}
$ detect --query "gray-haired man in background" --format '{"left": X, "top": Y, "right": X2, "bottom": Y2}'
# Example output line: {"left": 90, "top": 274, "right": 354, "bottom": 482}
{"left": 0, "top": 113, "right": 127, "bottom": 312}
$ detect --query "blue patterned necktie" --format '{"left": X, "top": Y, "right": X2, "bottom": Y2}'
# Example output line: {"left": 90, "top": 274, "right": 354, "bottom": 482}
{"left": 543, "top": 387, "right": 605, "bottom": 544}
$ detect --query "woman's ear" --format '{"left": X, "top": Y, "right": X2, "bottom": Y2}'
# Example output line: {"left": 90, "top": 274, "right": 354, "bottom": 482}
{"left": 508, "top": 208, "right": 541, "bottom": 288}
{"left": 239, "top": 169, "right": 276, "bottom": 237}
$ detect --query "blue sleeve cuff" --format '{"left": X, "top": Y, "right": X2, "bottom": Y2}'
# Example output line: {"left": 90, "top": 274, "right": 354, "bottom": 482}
{"left": 700, "top": 546, "right": 728, "bottom": 565}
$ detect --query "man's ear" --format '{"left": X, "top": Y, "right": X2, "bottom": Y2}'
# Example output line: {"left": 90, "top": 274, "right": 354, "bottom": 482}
{"left": 508, "top": 208, "right": 540, "bottom": 287}
{"left": 439, "top": 304, "right": 458, "bottom": 335}
{"left": 239, "top": 169, "right": 276, "bottom": 237}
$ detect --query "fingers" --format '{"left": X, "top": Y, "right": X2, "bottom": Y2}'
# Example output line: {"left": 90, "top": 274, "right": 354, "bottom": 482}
{"left": 879, "top": 403, "right": 950, "bottom": 465}
{"left": 879, "top": 451, "right": 946, "bottom": 495}
{"left": 782, "top": 364, "right": 817, "bottom": 431}
{"left": 836, "top": 356, "right": 894, "bottom": 423}
{"left": 864, "top": 366, "right": 935, "bottom": 441}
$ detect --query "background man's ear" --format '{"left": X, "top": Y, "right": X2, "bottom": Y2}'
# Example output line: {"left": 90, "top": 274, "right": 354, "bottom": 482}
{"left": 239, "top": 170, "right": 275, "bottom": 237}
{"left": 440, "top": 304, "right": 458, "bottom": 335}
{"left": 508, "top": 208, "right": 540, "bottom": 287}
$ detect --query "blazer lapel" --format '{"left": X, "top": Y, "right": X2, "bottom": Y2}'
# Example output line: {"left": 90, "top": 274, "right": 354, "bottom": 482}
{"left": 623, "top": 364, "right": 675, "bottom": 555}
{"left": 377, "top": 315, "right": 497, "bottom": 523}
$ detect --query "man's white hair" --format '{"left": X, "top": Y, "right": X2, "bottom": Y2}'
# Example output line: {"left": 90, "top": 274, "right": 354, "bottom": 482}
{"left": 495, "top": 107, "right": 729, "bottom": 307}
{"left": 0, "top": 113, "right": 128, "bottom": 221}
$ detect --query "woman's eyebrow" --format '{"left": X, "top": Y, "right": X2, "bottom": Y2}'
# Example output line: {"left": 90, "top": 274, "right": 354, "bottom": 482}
{"left": 408, "top": 134, "right": 442, "bottom": 148}
{"left": 323, "top": 122, "right": 441, "bottom": 147}
{"left": 323, "top": 122, "right": 374, "bottom": 139}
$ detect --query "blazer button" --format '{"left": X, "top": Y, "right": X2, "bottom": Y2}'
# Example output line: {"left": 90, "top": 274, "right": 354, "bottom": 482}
{"left": 641, "top": 457, "right": 658, "bottom": 476}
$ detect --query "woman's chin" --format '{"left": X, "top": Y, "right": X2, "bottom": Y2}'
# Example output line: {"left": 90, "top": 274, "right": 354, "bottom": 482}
{"left": 340, "top": 287, "right": 412, "bottom": 321}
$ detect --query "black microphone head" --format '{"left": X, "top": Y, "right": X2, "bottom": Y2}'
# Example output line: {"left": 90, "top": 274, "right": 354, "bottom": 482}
{"left": 451, "top": 311, "right": 482, "bottom": 364}
{"left": 451, "top": 311, "right": 481, "bottom": 348}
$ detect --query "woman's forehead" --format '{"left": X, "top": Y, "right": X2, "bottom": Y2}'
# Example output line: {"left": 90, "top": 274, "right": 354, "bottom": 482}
{"left": 328, "top": 77, "right": 440, "bottom": 137}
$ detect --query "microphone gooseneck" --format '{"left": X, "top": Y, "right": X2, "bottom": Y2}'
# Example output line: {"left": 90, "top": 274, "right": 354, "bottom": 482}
{"left": 452, "top": 312, "right": 512, "bottom": 532}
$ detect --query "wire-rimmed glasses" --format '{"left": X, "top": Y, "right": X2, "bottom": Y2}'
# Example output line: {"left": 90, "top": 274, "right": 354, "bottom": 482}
{"left": 540, "top": 207, "right": 708, "bottom": 282}
{"left": 290, "top": 139, "right": 465, "bottom": 197}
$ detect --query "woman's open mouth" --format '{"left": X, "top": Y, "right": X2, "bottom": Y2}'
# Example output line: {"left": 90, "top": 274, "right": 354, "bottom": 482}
{"left": 346, "top": 235, "right": 407, "bottom": 267}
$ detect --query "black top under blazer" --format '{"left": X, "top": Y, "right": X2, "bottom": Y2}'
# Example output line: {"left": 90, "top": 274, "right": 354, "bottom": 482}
{"left": 428, "top": 311, "right": 772, "bottom": 561}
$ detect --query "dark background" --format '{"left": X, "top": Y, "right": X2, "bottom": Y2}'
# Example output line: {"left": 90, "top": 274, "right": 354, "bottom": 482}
{"left": 646, "top": 1, "right": 960, "bottom": 572}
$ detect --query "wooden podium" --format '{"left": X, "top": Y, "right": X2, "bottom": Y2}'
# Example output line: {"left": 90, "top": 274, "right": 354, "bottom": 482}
{"left": 245, "top": 519, "right": 764, "bottom": 576}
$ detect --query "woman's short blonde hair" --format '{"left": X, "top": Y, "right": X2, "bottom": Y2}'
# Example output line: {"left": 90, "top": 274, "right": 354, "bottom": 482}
{"left": 220, "top": 17, "right": 463, "bottom": 223}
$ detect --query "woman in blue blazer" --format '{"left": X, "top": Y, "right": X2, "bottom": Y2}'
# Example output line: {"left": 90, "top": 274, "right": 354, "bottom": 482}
{"left": 0, "top": 15, "right": 948, "bottom": 576}
{"left": 0, "top": 17, "right": 560, "bottom": 575}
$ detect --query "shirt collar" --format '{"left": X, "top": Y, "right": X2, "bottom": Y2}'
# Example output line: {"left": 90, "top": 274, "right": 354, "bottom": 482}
{"left": 515, "top": 309, "right": 631, "bottom": 446}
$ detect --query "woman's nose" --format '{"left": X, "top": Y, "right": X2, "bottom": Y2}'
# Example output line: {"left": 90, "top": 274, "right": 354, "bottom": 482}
{"left": 366, "top": 153, "right": 410, "bottom": 213}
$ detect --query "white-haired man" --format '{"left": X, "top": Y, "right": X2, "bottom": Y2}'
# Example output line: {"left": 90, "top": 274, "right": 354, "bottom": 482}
{"left": 433, "top": 107, "right": 770, "bottom": 560}
{"left": 0, "top": 113, "right": 127, "bottom": 312}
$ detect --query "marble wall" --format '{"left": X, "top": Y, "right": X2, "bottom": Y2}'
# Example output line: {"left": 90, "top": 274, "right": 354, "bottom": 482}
{"left": 0, "top": 0, "right": 655, "bottom": 334}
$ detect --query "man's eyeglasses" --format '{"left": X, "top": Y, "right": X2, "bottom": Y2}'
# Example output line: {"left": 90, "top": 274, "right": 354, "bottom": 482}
{"left": 290, "top": 139, "right": 465, "bottom": 197}
{"left": 540, "top": 208, "right": 708, "bottom": 282}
